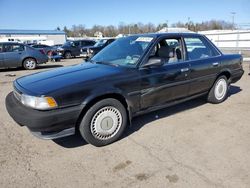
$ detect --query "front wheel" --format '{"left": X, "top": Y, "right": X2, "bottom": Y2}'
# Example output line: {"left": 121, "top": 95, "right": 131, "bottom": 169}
{"left": 64, "top": 51, "right": 72, "bottom": 59}
{"left": 207, "top": 75, "right": 229, "bottom": 104}
{"left": 79, "top": 98, "right": 127, "bottom": 147}
{"left": 23, "top": 58, "right": 37, "bottom": 70}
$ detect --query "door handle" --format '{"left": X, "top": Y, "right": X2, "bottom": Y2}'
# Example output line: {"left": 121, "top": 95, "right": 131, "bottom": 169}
{"left": 180, "top": 68, "right": 189, "bottom": 72}
{"left": 212, "top": 62, "right": 219, "bottom": 67}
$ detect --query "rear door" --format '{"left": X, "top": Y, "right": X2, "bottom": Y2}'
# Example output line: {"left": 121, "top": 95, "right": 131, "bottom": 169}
{"left": 183, "top": 36, "right": 221, "bottom": 96}
{"left": 3, "top": 43, "right": 25, "bottom": 68}
{"left": 0, "top": 44, "right": 4, "bottom": 68}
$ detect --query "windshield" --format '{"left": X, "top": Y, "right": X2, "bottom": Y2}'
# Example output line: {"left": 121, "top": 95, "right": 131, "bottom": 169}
{"left": 94, "top": 39, "right": 107, "bottom": 47}
{"left": 63, "top": 41, "right": 74, "bottom": 46}
{"left": 91, "top": 36, "right": 154, "bottom": 67}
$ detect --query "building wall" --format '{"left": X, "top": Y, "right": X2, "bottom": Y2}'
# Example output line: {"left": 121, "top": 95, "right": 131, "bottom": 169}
{"left": 46, "top": 35, "right": 66, "bottom": 44}
{"left": 199, "top": 30, "right": 250, "bottom": 49}
{"left": 0, "top": 34, "right": 66, "bottom": 45}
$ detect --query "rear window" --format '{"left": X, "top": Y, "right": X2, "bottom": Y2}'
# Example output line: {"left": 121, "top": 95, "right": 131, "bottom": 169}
{"left": 184, "top": 37, "right": 219, "bottom": 60}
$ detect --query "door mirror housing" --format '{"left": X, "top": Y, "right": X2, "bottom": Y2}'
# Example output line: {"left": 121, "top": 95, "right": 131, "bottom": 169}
{"left": 70, "top": 42, "right": 76, "bottom": 47}
{"left": 142, "top": 57, "right": 164, "bottom": 68}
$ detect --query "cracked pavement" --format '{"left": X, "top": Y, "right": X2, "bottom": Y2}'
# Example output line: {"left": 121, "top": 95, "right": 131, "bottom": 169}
{"left": 0, "top": 59, "right": 249, "bottom": 188}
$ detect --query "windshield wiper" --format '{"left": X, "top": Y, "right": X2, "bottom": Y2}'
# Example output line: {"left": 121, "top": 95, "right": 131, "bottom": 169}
{"left": 91, "top": 61, "right": 119, "bottom": 67}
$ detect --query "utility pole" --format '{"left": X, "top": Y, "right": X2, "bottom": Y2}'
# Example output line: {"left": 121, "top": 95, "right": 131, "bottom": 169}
{"left": 165, "top": 20, "right": 168, "bottom": 32}
{"left": 188, "top": 17, "right": 190, "bottom": 30}
{"left": 231, "top": 12, "right": 236, "bottom": 30}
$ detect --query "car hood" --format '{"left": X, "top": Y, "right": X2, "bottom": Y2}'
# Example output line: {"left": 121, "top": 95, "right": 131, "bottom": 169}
{"left": 16, "top": 62, "right": 124, "bottom": 95}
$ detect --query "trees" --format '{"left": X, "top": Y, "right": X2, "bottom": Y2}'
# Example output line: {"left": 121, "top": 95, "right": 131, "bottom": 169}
{"left": 63, "top": 20, "right": 235, "bottom": 37}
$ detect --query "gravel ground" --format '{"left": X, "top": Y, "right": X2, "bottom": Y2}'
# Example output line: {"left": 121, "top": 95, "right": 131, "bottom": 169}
{"left": 0, "top": 58, "right": 249, "bottom": 188}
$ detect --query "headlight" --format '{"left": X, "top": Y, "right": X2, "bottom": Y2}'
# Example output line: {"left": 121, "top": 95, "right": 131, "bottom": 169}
{"left": 87, "top": 49, "right": 93, "bottom": 54}
{"left": 21, "top": 94, "right": 58, "bottom": 110}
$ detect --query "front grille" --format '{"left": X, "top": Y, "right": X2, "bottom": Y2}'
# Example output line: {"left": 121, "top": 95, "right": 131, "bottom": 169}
{"left": 13, "top": 88, "right": 22, "bottom": 102}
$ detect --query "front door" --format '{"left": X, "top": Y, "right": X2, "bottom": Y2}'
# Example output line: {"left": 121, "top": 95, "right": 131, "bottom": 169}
{"left": 140, "top": 37, "right": 190, "bottom": 110}
{"left": 140, "top": 62, "right": 190, "bottom": 109}
{"left": 3, "top": 43, "right": 24, "bottom": 68}
{"left": 71, "top": 41, "right": 81, "bottom": 56}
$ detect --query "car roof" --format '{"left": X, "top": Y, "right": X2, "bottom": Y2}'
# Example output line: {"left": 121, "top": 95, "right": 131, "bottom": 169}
{"left": 129, "top": 32, "right": 204, "bottom": 38}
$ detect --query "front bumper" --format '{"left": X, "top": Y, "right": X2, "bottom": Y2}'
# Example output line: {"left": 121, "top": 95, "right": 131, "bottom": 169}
{"left": 57, "top": 50, "right": 64, "bottom": 56}
{"left": 5, "top": 92, "right": 83, "bottom": 138}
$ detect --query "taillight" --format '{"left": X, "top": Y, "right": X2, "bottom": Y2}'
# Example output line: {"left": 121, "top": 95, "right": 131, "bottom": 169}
{"left": 39, "top": 49, "right": 45, "bottom": 55}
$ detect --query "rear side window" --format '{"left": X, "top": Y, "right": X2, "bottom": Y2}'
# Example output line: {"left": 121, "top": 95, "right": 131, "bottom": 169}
{"left": 32, "top": 45, "right": 39, "bottom": 48}
{"left": 37, "top": 45, "right": 47, "bottom": 48}
{"left": 4, "top": 44, "right": 25, "bottom": 52}
{"left": 184, "top": 37, "right": 219, "bottom": 60}
{"left": 85, "top": 41, "right": 95, "bottom": 46}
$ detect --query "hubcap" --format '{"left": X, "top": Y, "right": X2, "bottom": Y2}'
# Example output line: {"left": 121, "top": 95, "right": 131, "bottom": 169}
{"left": 91, "top": 106, "right": 122, "bottom": 140}
{"left": 25, "top": 59, "right": 35, "bottom": 69}
{"left": 215, "top": 78, "right": 227, "bottom": 100}
{"left": 65, "top": 53, "right": 71, "bottom": 58}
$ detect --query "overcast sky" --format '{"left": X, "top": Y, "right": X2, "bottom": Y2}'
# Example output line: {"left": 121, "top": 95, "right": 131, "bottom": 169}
{"left": 0, "top": 0, "right": 249, "bottom": 29}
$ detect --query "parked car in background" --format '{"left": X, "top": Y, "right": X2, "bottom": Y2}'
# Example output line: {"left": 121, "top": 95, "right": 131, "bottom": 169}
{"left": 5, "top": 33, "right": 244, "bottom": 146}
{"left": 52, "top": 44, "right": 63, "bottom": 48}
{"left": 81, "top": 38, "right": 115, "bottom": 58}
{"left": 0, "top": 42, "right": 48, "bottom": 70}
{"left": 30, "top": 44, "right": 55, "bottom": 55}
{"left": 57, "top": 40, "right": 96, "bottom": 59}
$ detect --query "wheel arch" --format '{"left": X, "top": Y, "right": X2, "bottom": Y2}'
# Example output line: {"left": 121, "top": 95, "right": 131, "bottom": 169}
{"left": 216, "top": 69, "right": 231, "bottom": 82}
{"left": 76, "top": 92, "right": 132, "bottom": 130}
{"left": 64, "top": 50, "right": 72, "bottom": 56}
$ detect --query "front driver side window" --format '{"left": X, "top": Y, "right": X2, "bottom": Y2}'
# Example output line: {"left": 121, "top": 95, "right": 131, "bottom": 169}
{"left": 150, "top": 38, "right": 183, "bottom": 64}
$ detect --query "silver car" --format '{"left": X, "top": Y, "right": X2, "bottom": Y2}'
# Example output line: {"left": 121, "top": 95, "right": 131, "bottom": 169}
{"left": 0, "top": 42, "right": 48, "bottom": 70}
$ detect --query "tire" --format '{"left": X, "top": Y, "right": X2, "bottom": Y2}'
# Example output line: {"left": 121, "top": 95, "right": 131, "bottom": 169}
{"left": 207, "top": 75, "right": 229, "bottom": 104}
{"left": 23, "top": 58, "right": 37, "bottom": 70}
{"left": 64, "top": 51, "right": 72, "bottom": 59}
{"left": 79, "top": 98, "right": 127, "bottom": 147}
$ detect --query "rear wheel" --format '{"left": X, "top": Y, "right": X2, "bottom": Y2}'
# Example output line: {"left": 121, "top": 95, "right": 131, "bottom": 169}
{"left": 64, "top": 51, "right": 72, "bottom": 59}
{"left": 207, "top": 75, "right": 229, "bottom": 104}
{"left": 79, "top": 98, "right": 127, "bottom": 147}
{"left": 23, "top": 58, "right": 37, "bottom": 70}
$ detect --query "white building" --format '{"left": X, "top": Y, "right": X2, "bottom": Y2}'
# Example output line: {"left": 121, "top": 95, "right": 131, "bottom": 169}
{"left": 0, "top": 29, "right": 66, "bottom": 45}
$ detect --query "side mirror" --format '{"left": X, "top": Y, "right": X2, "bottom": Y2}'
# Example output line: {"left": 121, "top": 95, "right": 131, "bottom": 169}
{"left": 142, "top": 57, "right": 164, "bottom": 68}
